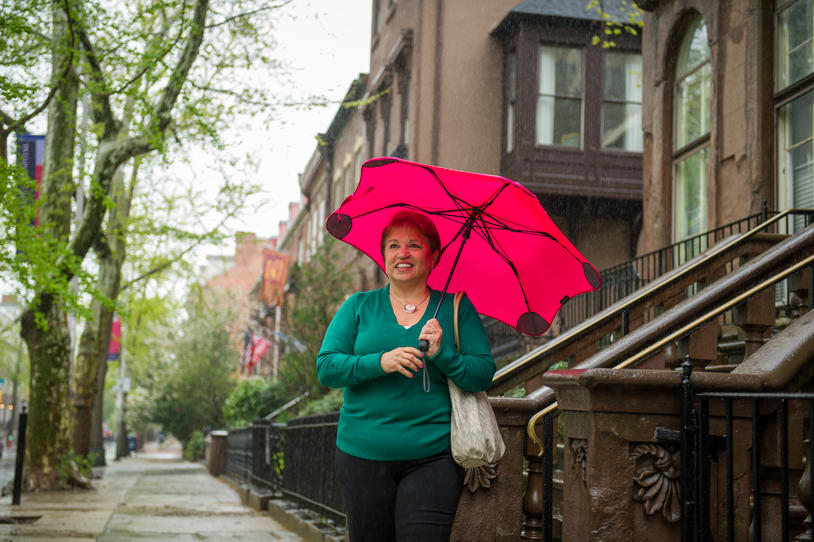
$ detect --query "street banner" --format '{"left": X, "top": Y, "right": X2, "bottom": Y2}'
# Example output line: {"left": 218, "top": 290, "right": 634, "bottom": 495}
{"left": 260, "top": 249, "right": 290, "bottom": 307}
{"left": 16, "top": 133, "right": 45, "bottom": 227}
{"left": 108, "top": 317, "right": 122, "bottom": 360}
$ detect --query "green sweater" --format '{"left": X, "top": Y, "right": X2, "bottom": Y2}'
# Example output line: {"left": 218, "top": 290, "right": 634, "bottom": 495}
{"left": 317, "top": 286, "right": 495, "bottom": 461}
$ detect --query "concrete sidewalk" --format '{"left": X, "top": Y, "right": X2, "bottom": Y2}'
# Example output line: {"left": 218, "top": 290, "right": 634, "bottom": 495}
{"left": 0, "top": 442, "right": 305, "bottom": 542}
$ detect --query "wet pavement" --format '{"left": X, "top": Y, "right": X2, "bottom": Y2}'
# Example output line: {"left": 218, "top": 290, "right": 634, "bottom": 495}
{"left": 0, "top": 441, "right": 305, "bottom": 542}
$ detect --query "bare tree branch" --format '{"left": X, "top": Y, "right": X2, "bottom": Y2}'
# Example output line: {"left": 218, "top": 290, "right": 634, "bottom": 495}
{"left": 60, "top": 0, "right": 211, "bottom": 282}
{"left": 206, "top": 0, "right": 294, "bottom": 29}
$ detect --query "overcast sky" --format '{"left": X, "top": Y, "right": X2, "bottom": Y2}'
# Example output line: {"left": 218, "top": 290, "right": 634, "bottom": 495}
{"left": 221, "top": 0, "right": 372, "bottom": 242}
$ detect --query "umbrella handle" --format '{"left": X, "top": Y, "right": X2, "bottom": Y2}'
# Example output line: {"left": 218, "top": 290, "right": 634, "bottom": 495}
{"left": 418, "top": 339, "right": 429, "bottom": 352}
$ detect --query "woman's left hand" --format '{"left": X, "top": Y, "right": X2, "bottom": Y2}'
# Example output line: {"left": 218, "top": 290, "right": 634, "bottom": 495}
{"left": 419, "top": 318, "right": 443, "bottom": 358}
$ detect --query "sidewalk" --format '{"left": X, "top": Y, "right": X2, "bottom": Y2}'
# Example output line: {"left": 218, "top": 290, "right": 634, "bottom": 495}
{"left": 0, "top": 440, "right": 305, "bottom": 542}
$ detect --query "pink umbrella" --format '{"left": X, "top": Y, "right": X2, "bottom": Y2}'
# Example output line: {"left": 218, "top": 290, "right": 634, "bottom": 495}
{"left": 327, "top": 157, "right": 600, "bottom": 341}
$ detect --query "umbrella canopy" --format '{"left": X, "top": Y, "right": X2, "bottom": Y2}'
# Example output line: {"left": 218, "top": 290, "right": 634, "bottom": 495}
{"left": 326, "top": 157, "right": 601, "bottom": 336}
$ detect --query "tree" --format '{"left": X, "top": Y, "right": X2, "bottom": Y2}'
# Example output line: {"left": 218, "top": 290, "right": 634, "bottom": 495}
{"left": 2, "top": 0, "right": 292, "bottom": 488}
{"left": 149, "top": 289, "right": 237, "bottom": 445}
{"left": 280, "top": 236, "right": 354, "bottom": 399}
{"left": 585, "top": 0, "right": 644, "bottom": 48}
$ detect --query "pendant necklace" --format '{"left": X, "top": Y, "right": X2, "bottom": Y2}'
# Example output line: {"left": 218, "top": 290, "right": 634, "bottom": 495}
{"left": 391, "top": 289, "right": 429, "bottom": 314}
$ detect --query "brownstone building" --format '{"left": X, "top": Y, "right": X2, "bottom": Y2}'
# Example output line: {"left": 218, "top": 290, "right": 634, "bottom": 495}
{"left": 240, "top": 2, "right": 814, "bottom": 540}
{"left": 278, "top": 0, "right": 645, "bottom": 363}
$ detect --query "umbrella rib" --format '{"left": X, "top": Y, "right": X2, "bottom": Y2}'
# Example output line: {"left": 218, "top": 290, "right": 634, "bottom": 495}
{"left": 471, "top": 217, "right": 535, "bottom": 313}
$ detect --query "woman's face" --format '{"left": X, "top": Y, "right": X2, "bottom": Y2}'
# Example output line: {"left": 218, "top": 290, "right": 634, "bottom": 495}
{"left": 383, "top": 225, "right": 438, "bottom": 285}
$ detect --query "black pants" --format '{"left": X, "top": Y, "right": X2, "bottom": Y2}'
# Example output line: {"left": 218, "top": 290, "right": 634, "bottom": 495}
{"left": 336, "top": 448, "right": 465, "bottom": 542}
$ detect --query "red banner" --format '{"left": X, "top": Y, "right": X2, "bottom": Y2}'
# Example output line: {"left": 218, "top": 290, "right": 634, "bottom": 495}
{"left": 260, "top": 249, "right": 290, "bottom": 307}
{"left": 108, "top": 317, "right": 121, "bottom": 360}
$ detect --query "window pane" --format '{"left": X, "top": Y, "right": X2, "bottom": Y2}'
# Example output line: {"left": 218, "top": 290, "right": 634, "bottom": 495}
{"left": 603, "top": 102, "right": 642, "bottom": 150}
{"left": 506, "top": 52, "right": 517, "bottom": 153}
{"left": 778, "top": 90, "right": 814, "bottom": 232}
{"left": 777, "top": 0, "right": 814, "bottom": 90}
{"left": 539, "top": 46, "right": 582, "bottom": 97}
{"left": 677, "top": 17, "right": 710, "bottom": 76}
{"left": 603, "top": 52, "right": 643, "bottom": 150}
{"left": 537, "top": 46, "right": 582, "bottom": 146}
{"left": 675, "top": 62, "right": 711, "bottom": 148}
{"left": 674, "top": 147, "right": 709, "bottom": 242}
{"left": 604, "top": 52, "right": 642, "bottom": 101}
{"left": 537, "top": 96, "right": 581, "bottom": 146}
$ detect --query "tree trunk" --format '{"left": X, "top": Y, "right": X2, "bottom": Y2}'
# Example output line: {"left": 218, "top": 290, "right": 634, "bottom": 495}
{"left": 72, "top": 164, "right": 130, "bottom": 457}
{"left": 89, "top": 356, "right": 108, "bottom": 466}
{"left": 19, "top": 2, "right": 80, "bottom": 490}
{"left": 20, "top": 301, "right": 74, "bottom": 489}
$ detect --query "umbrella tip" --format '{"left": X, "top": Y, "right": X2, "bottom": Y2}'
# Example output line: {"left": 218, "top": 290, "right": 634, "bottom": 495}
{"left": 517, "top": 312, "right": 549, "bottom": 337}
{"left": 326, "top": 213, "right": 352, "bottom": 239}
{"left": 364, "top": 157, "right": 399, "bottom": 168}
{"left": 583, "top": 262, "right": 601, "bottom": 289}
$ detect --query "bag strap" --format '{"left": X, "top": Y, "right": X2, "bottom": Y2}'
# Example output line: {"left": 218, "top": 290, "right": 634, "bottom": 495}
{"left": 453, "top": 291, "right": 464, "bottom": 353}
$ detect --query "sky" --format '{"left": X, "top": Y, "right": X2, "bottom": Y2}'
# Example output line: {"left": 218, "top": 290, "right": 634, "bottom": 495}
{"left": 0, "top": 1, "right": 372, "bottom": 297}
{"left": 219, "top": 0, "right": 372, "bottom": 244}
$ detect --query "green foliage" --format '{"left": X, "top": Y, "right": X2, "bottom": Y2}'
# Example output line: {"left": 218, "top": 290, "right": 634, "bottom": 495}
{"left": 58, "top": 450, "right": 95, "bottom": 486}
{"left": 222, "top": 376, "right": 287, "bottom": 428}
{"left": 586, "top": 0, "right": 644, "bottom": 49}
{"left": 147, "top": 292, "right": 238, "bottom": 444}
{"left": 183, "top": 430, "right": 205, "bottom": 461}
{"left": 280, "top": 236, "right": 354, "bottom": 399}
{"left": 298, "top": 388, "right": 344, "bottom": 416}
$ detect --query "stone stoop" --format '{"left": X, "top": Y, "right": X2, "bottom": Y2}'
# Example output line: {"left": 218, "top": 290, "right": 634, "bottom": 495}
{"left": 219, "top": 475, "right": 345, "bottom": 542}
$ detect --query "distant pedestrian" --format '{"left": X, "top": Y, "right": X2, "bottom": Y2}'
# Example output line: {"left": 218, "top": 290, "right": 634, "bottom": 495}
{"left": 317, "top": 211, "right": 495, "bottom": 542}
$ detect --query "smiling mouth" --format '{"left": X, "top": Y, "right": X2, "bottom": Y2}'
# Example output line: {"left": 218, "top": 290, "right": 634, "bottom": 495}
{"left": 395, "top": 263, "right": 413, "bottom": 269}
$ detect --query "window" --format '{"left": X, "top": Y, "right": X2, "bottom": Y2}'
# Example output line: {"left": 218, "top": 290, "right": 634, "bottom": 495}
{"left": 399, "top": 70, "right": 410, "bottom": 148}
{"left": 536, "top": 46, "right": 583, "bottom": 147}
{"left": 602, "top": 52, "right": 642, "bottom": 151}
{"left": 373, "top": 0, "right": 383, "bottom": 35}
{"left": 673, "top": 15, "right": 711, "bottom": 245}
{"left": 506, "top": 51, "right": 517, "bottom": 153}
{"left": 776, "top": 0, "right": 814, "bottom": 232}
{"left": 777, "top": 0, "right": 814, "bottom": 90}
{"left": 674, "top": 147, "right": 709, "bottom": 241}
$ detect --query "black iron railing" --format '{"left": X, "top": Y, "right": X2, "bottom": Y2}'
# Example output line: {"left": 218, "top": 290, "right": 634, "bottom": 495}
{"left": 283, "top": 413, "right": 345, "bottom": 524}
{"left": 224, "top": 421, "right": 285, "bottom": 496}
{"left": 559, "top": 209, "right": 774, "bottom": 331}
{"left": 224, "top": 413, "right": 345, "bottom": 525}
{"left": 225, "top": 426, "right": 252, "bottom": 485}
{"left": 682, "top": 367, "right": 814, "bottom": 541}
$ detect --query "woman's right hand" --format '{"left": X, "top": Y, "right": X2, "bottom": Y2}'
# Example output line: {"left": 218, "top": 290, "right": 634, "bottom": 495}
{"left": 380, "top": 347, "right": 424, "bottom": 378}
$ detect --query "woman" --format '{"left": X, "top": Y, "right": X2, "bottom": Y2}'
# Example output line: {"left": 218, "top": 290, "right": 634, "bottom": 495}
{"left": 317, "top": 210, "right": 495, "bottom": 542}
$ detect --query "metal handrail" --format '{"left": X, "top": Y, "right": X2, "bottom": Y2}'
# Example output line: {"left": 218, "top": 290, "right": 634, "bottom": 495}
{"left": 493, "top": 208, "right": 810, "bottom": 391}
{"left": 526, "top": 251, "right": 814, "bottom": 453}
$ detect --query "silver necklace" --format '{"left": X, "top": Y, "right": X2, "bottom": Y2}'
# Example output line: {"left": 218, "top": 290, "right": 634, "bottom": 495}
{"left": 391, "top": 289, "right": 429, "bottom": 314}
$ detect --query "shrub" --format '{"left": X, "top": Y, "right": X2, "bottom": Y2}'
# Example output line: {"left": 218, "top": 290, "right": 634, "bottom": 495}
{"left": 183, "top": 430, "right": 205, "bottom": 461}
{"left": 298, "top": 388, "right": 343, "bottom": 416}
{"left": 223, "top": 377, "right": 286, "bottom": 428}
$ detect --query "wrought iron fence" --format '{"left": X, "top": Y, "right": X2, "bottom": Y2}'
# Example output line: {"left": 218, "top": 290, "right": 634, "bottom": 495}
{"left": 223, "top": 413, "right": 345, "bottom": 525}
{"left": 224, "top": 421, "right": 285, "bottom": 496}
{"left": 682, "top": 367, "right": 814, "bottom": 541}
{"left": 283, "top": 413, "right": 345, "bottom": 524}
{"left": 225, "top": 426, "right": 252, "bottom": 485}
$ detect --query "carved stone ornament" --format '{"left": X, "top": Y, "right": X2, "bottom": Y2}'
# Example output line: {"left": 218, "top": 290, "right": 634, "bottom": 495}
{"left": 570, "top": 439, "right": 588, "bottom": 487}
{"left": 463, "top": 463, "right": 498, "bottom": 493}
{"left": 631, "top": 443, "right": 681, "bottom": 523}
